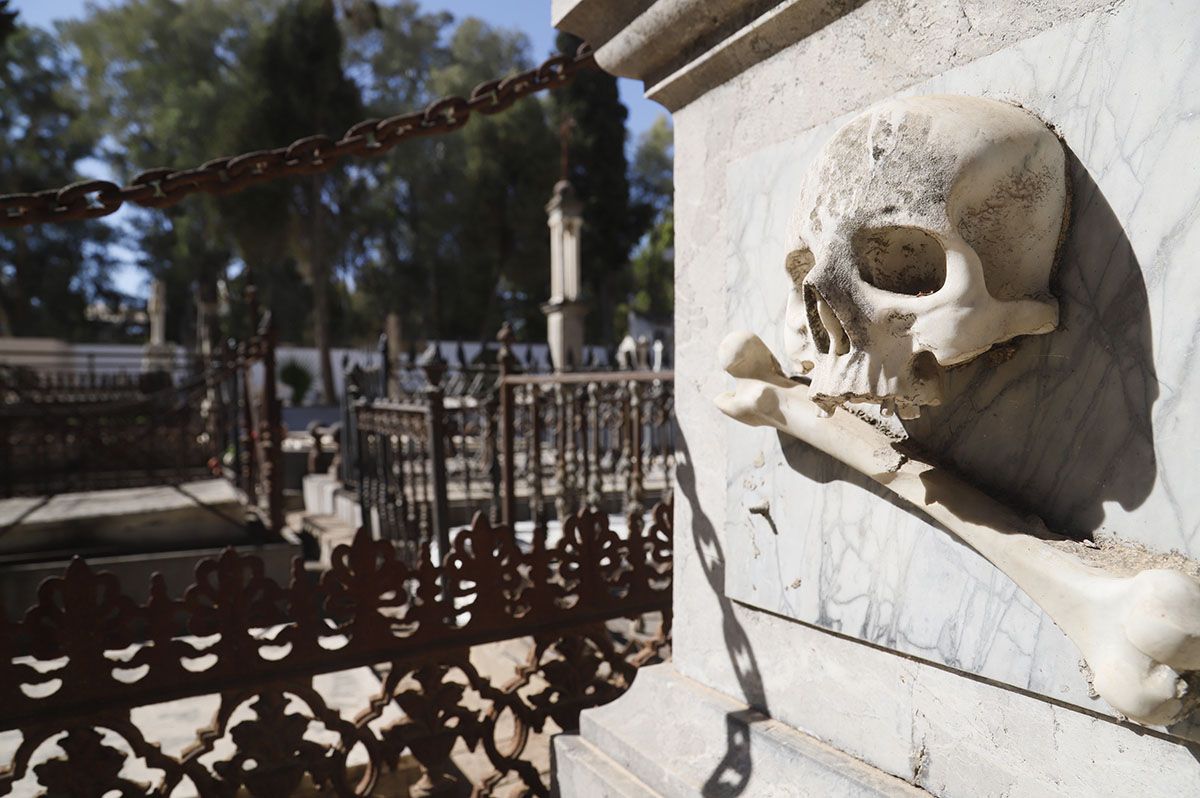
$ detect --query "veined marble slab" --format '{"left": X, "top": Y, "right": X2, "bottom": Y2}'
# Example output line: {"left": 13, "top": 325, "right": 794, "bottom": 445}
{"left": 723, "top": 0, "right": 1200, "bottom": 727}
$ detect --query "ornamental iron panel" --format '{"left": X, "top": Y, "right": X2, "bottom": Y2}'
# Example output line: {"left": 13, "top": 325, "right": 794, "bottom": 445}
{"left": 0, "top": 502, "right": 672, "bottom": 796}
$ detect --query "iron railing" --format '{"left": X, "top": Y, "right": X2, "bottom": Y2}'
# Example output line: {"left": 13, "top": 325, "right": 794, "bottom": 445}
{"left": 353, "top": 397, "right": 451, "bottom": 563}
{"left": 340, "top": 328, "right": 676, "bottom": 564}
{"left": 495, "top": 327, "right": 676, "bottom": 530}
{"left": 0, "top": 501, "right": 672, "bottom": 796}
{"left": 0, "top": 298, "right": 285, "bottom": 537}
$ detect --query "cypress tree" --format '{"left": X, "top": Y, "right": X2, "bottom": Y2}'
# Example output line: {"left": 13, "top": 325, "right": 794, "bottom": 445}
{"left": 553, "top": 31, "right": 640, "bottom": 344}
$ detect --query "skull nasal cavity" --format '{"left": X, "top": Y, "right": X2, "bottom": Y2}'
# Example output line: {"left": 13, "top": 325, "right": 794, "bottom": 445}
{"left": 804, "top": 285, "right": 851, "bottom": 356}
{"left": 852, "top": 226, "right": 946, "bottom": 296}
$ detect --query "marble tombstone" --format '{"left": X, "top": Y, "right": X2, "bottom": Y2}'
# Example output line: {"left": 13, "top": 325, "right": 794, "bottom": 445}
{"left": 718, "top": 93, "right": 1200, "bottom": 727}
{"left": 721, "top": 2, "right": 1200, "bottom": 735}
{"left": 553, "top": 0, "right": 1200, "bottom": 794}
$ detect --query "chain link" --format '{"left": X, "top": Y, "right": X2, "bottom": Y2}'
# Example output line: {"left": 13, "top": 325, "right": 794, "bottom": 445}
{"left": 0, "top": 45, "right": 595, "bottom": 229}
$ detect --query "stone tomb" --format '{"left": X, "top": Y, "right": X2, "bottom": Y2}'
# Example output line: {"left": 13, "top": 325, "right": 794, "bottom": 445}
{"left": 551, "top": 0, "right": 1200, "bottom": 795}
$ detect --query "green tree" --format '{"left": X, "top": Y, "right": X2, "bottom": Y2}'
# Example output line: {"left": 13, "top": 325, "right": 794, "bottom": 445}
{"left": 624, "top": 115, "right": 674, "bottom": 327}
{"left": 342, "top": 1, "right": 454, "bottom": 348}
{"left": 0, "top": 24, "right": 114, "bottom": 338}
{"left": 220, "top": 0, "right": 362, "bottom": 402}
{"left": 62, "top": 0, "right": 277, "bottom": 349}
{"left": 631, "top": 115, "right": 673, "bottom": 218}
{"left": 347, "top": 13, "right": 557, "bottom": 345}
{"left": 553, "top": 30, "right": 640, "bottom": 344}
{"left": 427, "top": 20, "right": 557, "bottom": 340}
{"left": 627, "top": 211, "right": 673, "bottom": 320}
{"left": 0, "top": 1, "right": 17, "bottom": 50}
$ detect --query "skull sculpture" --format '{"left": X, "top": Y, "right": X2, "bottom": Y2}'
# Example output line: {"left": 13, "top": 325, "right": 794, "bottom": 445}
{"left": 785, "top": 95, "right": 1068, "bottom": 419}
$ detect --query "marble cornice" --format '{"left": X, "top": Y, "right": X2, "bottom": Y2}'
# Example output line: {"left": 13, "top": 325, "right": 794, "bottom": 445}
{"left": 552, "top": 0, "right": 864, "bottom": 110}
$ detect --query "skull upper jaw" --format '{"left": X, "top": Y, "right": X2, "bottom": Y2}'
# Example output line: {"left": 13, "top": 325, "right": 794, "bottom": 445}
{"left": 786, "top": 286, "right": 945, "bottom": 418}
{"left": 785, "top": 283, "right": 1059, "bottom": 420}
{"left": 807, "top": 349, "right": 944, "bottom": 419}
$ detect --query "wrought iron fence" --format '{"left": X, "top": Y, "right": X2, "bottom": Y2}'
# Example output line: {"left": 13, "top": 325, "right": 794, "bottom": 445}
{"left": 0, "top": 381, "right": 213, "bottom": 497}
{"left": 495, "top": 328, "right": 676, "bottom": 530}
{"left": 0, "top": 42, "right": 678, "bottom": 796}
{"left": 0, "top": 501, "right": 672, "bottom": 796}
{"left": 341, "top": 329, "right": 676, "bottom": 565}
{"left": 498, "top": 371, "right": 675, "bottom": 526}
{"left": 353, "top": 398, "right": 451, "bottom": 564}
{"left": 0, "top": 301, "right": 284, "bottom": 537}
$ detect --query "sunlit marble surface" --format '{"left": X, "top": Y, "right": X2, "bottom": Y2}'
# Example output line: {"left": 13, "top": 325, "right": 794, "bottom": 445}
{"left": 723, "top": 0, "right": 1200, "bottom": 723}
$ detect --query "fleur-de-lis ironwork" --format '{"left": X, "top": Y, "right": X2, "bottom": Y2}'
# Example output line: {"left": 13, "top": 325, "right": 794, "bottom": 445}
{"left": 0, "top": 503, "right": 672, "bottom": 796}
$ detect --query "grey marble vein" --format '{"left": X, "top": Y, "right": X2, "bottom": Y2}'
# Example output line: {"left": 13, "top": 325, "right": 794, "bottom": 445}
{"left": 722, "top": 0, "right": 1200, "bottom": 726}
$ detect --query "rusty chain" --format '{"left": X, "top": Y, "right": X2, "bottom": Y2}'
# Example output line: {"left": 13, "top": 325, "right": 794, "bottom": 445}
{"left": 0, "top": 45, "right": 595, "bottom": 229}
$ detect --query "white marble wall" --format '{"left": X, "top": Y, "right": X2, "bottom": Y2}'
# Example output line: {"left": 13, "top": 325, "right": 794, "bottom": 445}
{"left": 721, "top": 0, "right": 1200, "bottom": 730}
{"left": 544, "top": 0, "right": 1200, "bottom": 793}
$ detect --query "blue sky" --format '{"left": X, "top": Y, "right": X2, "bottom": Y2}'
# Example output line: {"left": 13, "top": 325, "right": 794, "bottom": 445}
{"left": 16, "top": 0, "right": 663, "bottom": 148}
{"left": 12, "top": 0, "right": 666, "bottom": 298}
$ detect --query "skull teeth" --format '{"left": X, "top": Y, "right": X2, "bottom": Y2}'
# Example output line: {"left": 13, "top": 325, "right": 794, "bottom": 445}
{"left": 810, "top": 392, "right": 925, "bottom": 421}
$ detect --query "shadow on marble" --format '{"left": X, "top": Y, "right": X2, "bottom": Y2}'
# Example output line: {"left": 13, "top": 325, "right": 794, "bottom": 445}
{"left": 781, "top": 146, "right": 1156, "bottom": 544}
{"left": 677, "top": 433, "right": 767, "bottom": 796}
{"left": 907, "top": 145, "right": 1157, "bottom": 540}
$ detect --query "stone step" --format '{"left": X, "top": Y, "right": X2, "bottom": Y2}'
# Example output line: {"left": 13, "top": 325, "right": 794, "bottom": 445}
{"left": 0, "top": 479, "right": 253, "bottom": 561}
{"left": 298, "top": 512, "right": 359, "bottom": 569}
{"left": 1, "top": 542, "right": 296, "bottom": 622}
{"left": 554, "top": 735, "right": 665, "bottom": 798}
{"left": 557, "top": 664, "right": 928, "bottom": 798}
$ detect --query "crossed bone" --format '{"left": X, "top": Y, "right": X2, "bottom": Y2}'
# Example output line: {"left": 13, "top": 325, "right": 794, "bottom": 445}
{"left": 715, "top": 330, "right": 1200, "bottom": 726}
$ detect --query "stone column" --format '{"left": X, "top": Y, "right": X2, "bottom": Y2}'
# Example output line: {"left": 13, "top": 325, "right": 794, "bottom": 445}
{"left": 542, "top": 179, "right": 587, "bottom": 371}
{"left": 551, "top": 1, "right": 1200, "bottom": 796}
{"left": 142, "top": 278, "right": 177, "bottom": 372}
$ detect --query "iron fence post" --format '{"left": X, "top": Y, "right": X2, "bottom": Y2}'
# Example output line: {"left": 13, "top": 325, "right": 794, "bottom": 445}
{"left": 378, "top": 332, "right": 390, "bottom": 399}
{"left": 0, "top": 414, "right": 10, "bottom": 498}
{"left": 339, "top": 356, "right": 353, "bottom": 485}
{"left": 486, "top": 388, "right": 501, "bottom": 524}
{"left": 423, "top": 354, "right": 451, "bottom": 559}
{"left": 627, "top": 378, "right": 645, "bottom": 519}
{"left": 238, "top": 344, "right": 257, "bottom": 506}
{"left": 353, "top": 401, "right": 373, "bottom": 539}
{"left": 260, "top": 311, "right": 284, "bottom": 536}
{"left": 554, "top": 383, "right": 569, "bottom": 524}
{"left": 497, "top": 324, "right": 517, "bottom": 527}
{"left": 344, "top": 377, "right": 361, "bottom": 488}
{"left": 529, "top": 384, "right": 544, "bottom": 527}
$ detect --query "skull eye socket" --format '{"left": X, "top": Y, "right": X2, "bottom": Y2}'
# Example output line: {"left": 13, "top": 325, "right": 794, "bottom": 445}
{"left": 852, "top": 226, "right": 946, "bottom": 296}
{"left": 785, "top": 246, "right": 816, "bottom": 285}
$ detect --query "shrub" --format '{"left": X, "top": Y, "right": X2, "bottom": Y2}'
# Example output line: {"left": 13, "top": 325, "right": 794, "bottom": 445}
{"left": 279, "top": 359, "right": 314, "bottom": 406}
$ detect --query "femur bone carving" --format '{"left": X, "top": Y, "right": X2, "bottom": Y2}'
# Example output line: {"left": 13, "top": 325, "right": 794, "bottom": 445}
{"left": 716, "top": 331, "right": 1200, "bottom": 727}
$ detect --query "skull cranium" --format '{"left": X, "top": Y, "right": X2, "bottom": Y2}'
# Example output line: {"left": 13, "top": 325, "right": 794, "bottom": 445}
{"left": 785, "top": 95, "right": 1068, "bottom": 419}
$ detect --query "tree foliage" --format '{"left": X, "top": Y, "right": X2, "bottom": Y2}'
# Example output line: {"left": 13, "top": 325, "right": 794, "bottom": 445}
{"left": 624, "top": 115, "right": 675, "bottom": 327}
{"left": 6, "top": 2, "right": 670, "bottom": 390}
{"left": 219, "top": 0, "right": 362, "bottom": 402}
{"left": 0, "top": 1, "right": 17, "bottom": 50}
{"left": 345, "top": 8, "right": 557, "bottom": 346}
{"left": 62, "top": 0, "right": 274, "bottom": 347}
{"left": 553, "top": 30, "right": 642, "bottom": 342}
{"left": 0, "top": 23, "right": 114, "bottom": 338}
{"left": 423, "top": 20, "right": 558, "bottom": 340}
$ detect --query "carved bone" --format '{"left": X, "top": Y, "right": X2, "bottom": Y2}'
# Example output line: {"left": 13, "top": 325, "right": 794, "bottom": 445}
{"left": 784, "top": 95, "right": 1067, "bottom": 418}
{"left": 715, "top": 330, "right": 1200, "bottom": 726}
